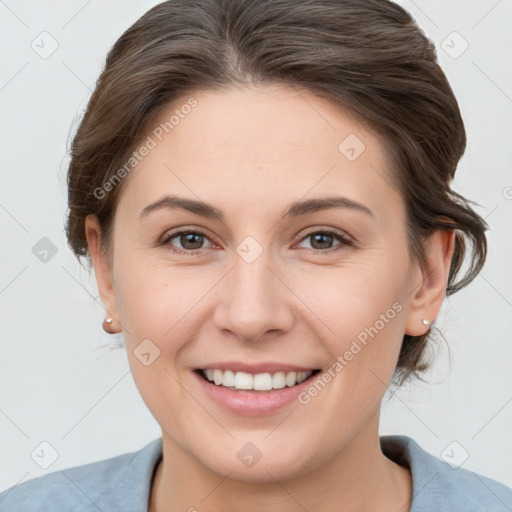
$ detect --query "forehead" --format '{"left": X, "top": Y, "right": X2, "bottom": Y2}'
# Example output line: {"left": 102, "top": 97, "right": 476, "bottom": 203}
{"left": 117, "top": 84, "right": 401, "bottom": 220}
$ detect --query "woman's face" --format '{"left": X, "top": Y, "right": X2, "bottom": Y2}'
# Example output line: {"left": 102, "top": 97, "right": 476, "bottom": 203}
{"left": 86, "top": 84, "right": 450, "bottom": 481}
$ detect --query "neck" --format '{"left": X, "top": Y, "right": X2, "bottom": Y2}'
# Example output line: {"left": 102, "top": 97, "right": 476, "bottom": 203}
{"left": 148, "top": 412, "right": 412, "bottom": 512}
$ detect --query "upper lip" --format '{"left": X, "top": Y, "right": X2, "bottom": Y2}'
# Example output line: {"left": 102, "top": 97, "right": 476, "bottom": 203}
{"left": 195, "top": 362, "right": 319, "bottom": 374}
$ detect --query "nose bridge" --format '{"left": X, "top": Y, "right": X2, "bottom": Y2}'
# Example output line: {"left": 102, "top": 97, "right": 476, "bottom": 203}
{"left": 213, "top": 239, "right": 294, "bottom": 341}
{"left": 232, "top": 246, "right": 274, "bottom": 304}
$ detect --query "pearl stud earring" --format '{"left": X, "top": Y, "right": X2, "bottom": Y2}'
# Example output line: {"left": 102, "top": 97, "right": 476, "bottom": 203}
{"left": 421, "top": 319, "right": 431, "bottom": 326}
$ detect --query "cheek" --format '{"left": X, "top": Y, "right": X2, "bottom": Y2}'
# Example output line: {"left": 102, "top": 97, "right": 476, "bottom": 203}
{"left": 293, "top": 254, "right": 407, "bottom": 338}
{"left": 113, "top": 264, "right": 208, "bottom": 405}
{"left": 115, "top": 269, "right": 193, "bottom": 428}
{"left": 113, "top": 256, "right": 199, "bottom": 343}
{"left": 296, "top": 258, "right": 408, "bottom": 401}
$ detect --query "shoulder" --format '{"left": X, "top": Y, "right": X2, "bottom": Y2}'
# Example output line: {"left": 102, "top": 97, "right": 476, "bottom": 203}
{"left": 0, "top": 438, "right": 162, "bottom": 512}
{"left": 381, "top": 435, "right": 512, "bottom": 512}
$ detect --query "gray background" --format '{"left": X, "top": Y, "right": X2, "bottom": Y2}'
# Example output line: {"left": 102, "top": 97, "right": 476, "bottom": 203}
{"left": 1, "top": 0, "right": 511, "bottom": 492}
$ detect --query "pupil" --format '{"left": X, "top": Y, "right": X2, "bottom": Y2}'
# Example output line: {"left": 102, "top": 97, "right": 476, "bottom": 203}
{"left": 312, "top": 233, "right": 332, "bottom": 249}
{"left": 182, "top": 233, "right": 203, "bottom": 249}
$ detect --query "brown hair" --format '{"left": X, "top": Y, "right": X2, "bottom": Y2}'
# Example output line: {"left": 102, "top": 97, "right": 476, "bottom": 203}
{"left": 65, "top": 0, "right": 488, "bottom": 384}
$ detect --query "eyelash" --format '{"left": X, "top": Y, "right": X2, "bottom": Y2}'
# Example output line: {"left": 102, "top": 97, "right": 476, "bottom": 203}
{"left": 159, "top": 227, "right": 354, "bottom": 256}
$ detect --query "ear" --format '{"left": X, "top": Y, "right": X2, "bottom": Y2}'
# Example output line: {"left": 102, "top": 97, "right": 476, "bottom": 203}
{"left": 85, "top": 215, "right": 121, "bottom": 333}
{"left": 404, "top": 228, "right": 456, "bottom": 336}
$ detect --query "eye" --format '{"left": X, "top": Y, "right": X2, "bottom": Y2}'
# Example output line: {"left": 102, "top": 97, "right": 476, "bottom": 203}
{"left": 296, "top": 229, "right": 353, "bottom": 254}
{"left": 159, "top": 227, "right": 353, "bottom": 255}
{"left": 160, "top": 228, "right": 214, "bottom": 254}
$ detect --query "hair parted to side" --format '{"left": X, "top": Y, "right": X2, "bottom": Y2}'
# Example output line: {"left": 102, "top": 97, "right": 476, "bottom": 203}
{"left": 65, "top": 0, "right": 488, "bottom": 384}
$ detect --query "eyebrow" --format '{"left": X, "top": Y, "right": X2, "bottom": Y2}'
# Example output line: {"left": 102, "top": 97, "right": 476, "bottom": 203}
{"left": 139, "top": 194, "right": 374, "bottom": 221}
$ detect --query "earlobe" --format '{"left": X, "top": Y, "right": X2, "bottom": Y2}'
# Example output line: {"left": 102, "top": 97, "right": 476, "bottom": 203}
{"left": 84, "top": 215, "right": 121, "bottom": 333}
{"left": 404, "top": 229, "right": 456, "bottom": 336}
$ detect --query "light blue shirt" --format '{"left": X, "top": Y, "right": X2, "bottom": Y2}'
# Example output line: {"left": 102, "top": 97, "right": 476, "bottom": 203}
{"left": 1, "top": 435, "right": 511, "bottom": 511}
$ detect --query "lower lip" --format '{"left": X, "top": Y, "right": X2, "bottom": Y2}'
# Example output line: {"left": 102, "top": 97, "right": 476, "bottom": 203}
{"left": 193, "top": 370, "right": 319, "bottom": 416}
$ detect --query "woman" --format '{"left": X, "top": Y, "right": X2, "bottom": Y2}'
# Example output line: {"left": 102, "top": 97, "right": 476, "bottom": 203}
{"left": 1, "top": 0, "right": 511, "bottom": 510}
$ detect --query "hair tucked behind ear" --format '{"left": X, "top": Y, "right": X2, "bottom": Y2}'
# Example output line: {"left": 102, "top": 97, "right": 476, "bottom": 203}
{"left": 64, "top": 0, "right": 488, "bottom": 384}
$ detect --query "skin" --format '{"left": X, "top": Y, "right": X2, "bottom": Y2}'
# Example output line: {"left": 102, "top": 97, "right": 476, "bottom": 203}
{"left": 85, "top": 84, "right": 455, "bottom": 512}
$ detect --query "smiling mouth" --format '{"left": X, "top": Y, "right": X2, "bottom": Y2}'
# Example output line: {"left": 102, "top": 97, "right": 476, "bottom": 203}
{"left": 195, "top": 368, "right": 322, "bottom": 392}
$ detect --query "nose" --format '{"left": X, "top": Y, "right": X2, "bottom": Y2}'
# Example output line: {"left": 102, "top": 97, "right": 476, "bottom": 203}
{"left": 212, "top": 249, "right": 295, "bottom": 342}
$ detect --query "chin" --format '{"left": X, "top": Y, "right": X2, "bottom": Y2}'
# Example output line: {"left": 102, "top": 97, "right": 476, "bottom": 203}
{"left": 191, "top": 436, "right": 326, "bottom": 483}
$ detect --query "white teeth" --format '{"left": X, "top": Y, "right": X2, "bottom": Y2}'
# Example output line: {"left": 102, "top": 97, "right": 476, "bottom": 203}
{"left": 234, "top": 371, "right": 253, "bottom": 390}
{"left": 253, "top": 373, "right": 272, "bottom": 391}
{"left": 213, "top": 369, "right": 223, "bottom": 385}
{"left": 297, "top": 371, "right": 310, "bottom": 384}
{"left": 272, "top": 371, "right": 286, "bottom": 389}
{"left": 201, "top": 369, "right": 314, "bottom": 390}
{"left": 285, "top": 371, "right": 297, "bottom": 387}
{"left": 223, "top": 370, "right": 235, "bottom": 387}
